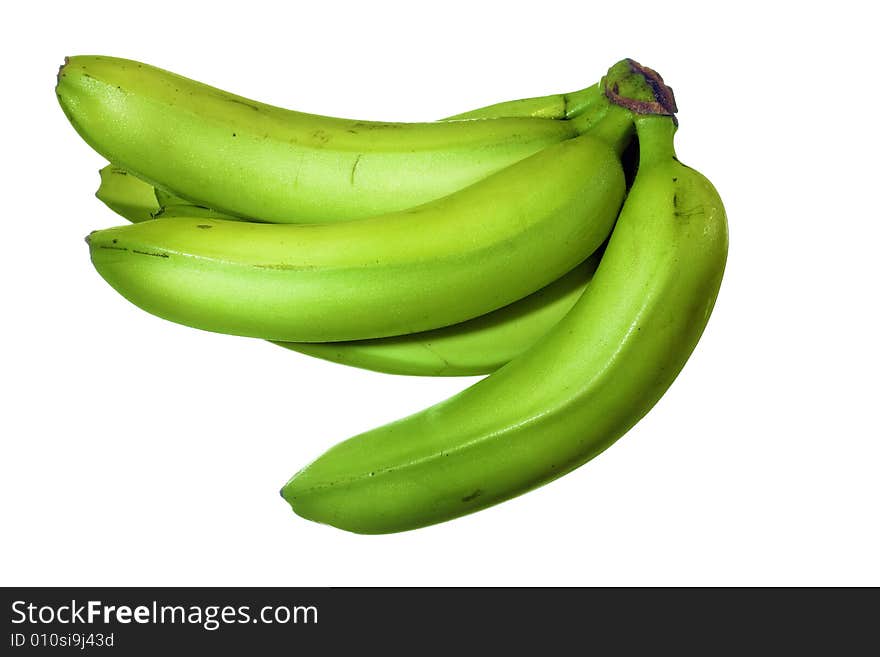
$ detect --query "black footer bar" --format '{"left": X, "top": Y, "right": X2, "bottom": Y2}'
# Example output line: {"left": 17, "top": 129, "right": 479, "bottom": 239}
{"left": 2, "top": 587, "right": 876, "bottom": 653}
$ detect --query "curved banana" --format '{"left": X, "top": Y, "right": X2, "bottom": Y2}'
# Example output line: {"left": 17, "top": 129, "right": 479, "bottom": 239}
{"left": 91, "top": 160, "right": 600, "bottom": 374}
{"left": 278, "top": 253, "right": 600, "bottom": 376}
{"left": 57, "top": 55, "right": 605, "bottom": 223}
{"left": 95, "top": 165, "right": 160, "bottom": 223}
{"left": 93, "top": 83, "right": 604, "bottom": 225}
{"left": 280, "top": 112, "right": 729, "bottom": 533}
{"left": 93, "top": 164, "right": 601, "bottom": 376}
{"left": 86, "top": 106, "right": 631, "bottom": 342}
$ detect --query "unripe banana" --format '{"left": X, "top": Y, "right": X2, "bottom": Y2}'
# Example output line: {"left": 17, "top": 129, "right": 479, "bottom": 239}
{"left": 278, "top": 253, "right": 600, "bottom": 376}
{"left": 93, "top": 160, "right": 601, "bottom": 375}
{"left": 280, "top": 113, "right": 729, "bottom": 533}
{"left": 57, "top": 55, "right": 604, "bottom": 223}
{"left": 92, "top": 83, "right": 603, "bottom": 224}
{"left": 86, "top": 106, "right": 631, "bottom": 342}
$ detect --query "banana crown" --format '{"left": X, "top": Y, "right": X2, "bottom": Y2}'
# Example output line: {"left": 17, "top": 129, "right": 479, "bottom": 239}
{"left": 602, "top": 58, "right": 678, "bottom": 121}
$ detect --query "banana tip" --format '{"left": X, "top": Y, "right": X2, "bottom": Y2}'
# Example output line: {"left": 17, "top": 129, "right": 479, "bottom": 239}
{"left": 279, "top": 484, "right": 295, "bottom": 505}
{"left": 57, "top": 56, "right": 69, "bottom": 85}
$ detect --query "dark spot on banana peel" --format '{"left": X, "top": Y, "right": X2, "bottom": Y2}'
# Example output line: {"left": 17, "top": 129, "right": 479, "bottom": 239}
{"left": 224, "top": 97, "right": 260, "bottom": 112}
{"left": 311, "top": 129, "right": 331, "bottom": 144}
{"left": 350, "top": 154, "right": 363, "bottom": 185}
{"left": 253, "top": 263, "right": 320, "bottom": 271}
{"left": 462, "top": 490, "right": 482, "bottom": 503}
{"left": 196, "top": 224, "right": 212, "bottom": 229}
{"left": 132, "top": 249, "right": 169, "bottom": 258}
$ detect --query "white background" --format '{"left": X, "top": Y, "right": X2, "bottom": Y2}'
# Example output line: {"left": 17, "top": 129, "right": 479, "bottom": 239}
{"left": 2, "top": 1, "right": 877, "bottom": 586}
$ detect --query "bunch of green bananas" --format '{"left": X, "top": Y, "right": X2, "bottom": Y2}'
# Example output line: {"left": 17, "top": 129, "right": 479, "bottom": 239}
{"left": 57, "top": 55, "right": 728, "bottom": 533}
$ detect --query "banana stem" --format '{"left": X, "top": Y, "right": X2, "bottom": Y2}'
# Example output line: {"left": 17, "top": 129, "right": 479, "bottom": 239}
{"left": 561, "top": 83, "right": 602, "bottom": 119}
{"left": 571, "top": 103, "right": 634, "bottom": 156}
{"left": 634, "top": 115, "right": 678, "bottom": 167}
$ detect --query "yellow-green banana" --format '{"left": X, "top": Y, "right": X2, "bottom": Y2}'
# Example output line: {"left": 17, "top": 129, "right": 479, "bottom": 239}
{"left": 86, "top": 106, "right": 631, "bottom": 342}
{"left": 57, "top": 55, "right": 605, "bottom": 223}
{"left": 279, "top": 253, "right": 599, "bottom": 376}
{"left": 92, "top": 82, "right": 604, "bottom": 224}
{"left": 90, "top": 165, "right": 600, "bottom": 375}
{"left": 280, "top": 112, "right": 728, "bottom": 534}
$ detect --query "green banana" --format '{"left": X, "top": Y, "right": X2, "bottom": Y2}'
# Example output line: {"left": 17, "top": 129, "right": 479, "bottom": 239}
{"left": 280, "top": 112, "right": 729, "bottom": 534}
{"left": 92, "top": 83, "right": 603, "bottom": 225}
{"left": 57, "top": 55, "right": 604, "bottom": 223}
{"left": 95, "top": 165, "right": 160, "bottom": 223}
{"left": 90, "top": 164, "right": 599, "bottom": 375}
{"left": 86, "top": 105, "right": 631, "bottom": 342}
{"left": 278, "top": 252, "right": 599, "bottom": 376}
